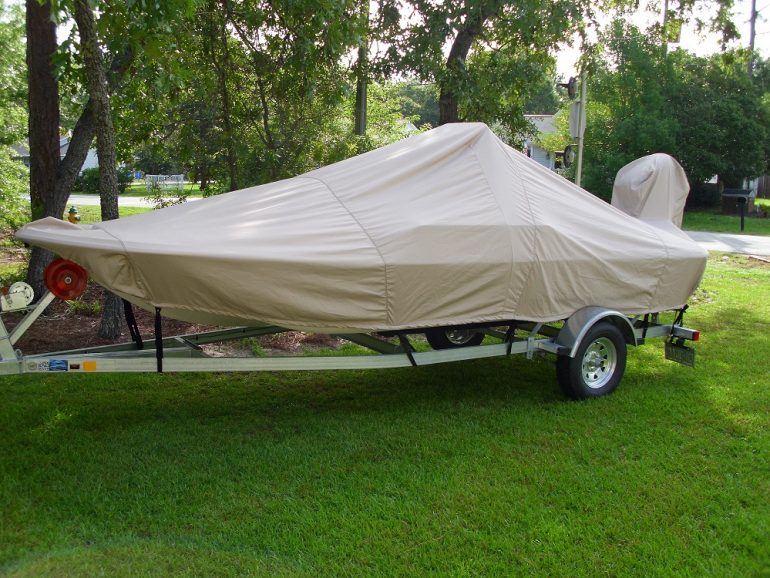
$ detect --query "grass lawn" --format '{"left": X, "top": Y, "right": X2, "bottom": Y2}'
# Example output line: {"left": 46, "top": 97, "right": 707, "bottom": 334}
{"left": 124, "top": 182, "right": 203, "bottom": 197}
{"left": 683, "top": 207, "right": 770, "bottom": 236}
{"left": 70, "top": 183, "right": 204, "bottom": 198}
{"left": 0, "top": 254, "right": 768, "bottom": 576}
{"left": 71, "top": 183, "right": 203, "bottom": 198}
{"left": 72, "top": 205, "right": 152, "bottom": 224}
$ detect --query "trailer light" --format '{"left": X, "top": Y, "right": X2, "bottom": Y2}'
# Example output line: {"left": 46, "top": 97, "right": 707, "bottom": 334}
{"left": 691, "top": 331, "right": 700, "bottom": 342}
{"left": 44, "top": 259, "right": 88, "bottom": 300}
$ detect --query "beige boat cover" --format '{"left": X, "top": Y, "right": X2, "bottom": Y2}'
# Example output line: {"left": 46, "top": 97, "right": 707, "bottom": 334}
{"left": 611, "top": 153, "right": 690, "bottom": 228}
{"left": 17, "top": 123, "right": 707, "bottom": 333}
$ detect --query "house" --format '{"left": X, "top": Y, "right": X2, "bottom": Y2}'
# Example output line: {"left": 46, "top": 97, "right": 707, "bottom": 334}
{"left": 11, "top": 136, "right": 98, "bottom": 173}
{"left": 523, "top": 114, "right": 557, "bottom": 170}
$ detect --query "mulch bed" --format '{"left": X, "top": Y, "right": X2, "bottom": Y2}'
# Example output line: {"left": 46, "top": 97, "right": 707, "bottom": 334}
{"left": 4, "top": 283, "right": 341, "bottom": 356}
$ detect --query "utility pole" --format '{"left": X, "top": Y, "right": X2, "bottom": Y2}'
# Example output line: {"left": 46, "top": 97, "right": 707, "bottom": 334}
{"left": 748, "top": 0, "right": 757, "bottom": 77}
{"left": 575, "top": 71, "right": 587, "bottom": 188}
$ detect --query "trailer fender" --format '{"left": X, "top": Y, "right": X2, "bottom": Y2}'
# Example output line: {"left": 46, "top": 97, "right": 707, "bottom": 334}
{"left": 557, "top": 307, "right": 637, "bottom": 358}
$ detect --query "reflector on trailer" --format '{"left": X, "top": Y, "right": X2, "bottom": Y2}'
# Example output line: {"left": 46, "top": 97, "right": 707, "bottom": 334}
{"left": 692, "top": 331, "right": 700, "bottom": 342}
{"left": 44, "top": 258, "right": 88, "bottom": 300}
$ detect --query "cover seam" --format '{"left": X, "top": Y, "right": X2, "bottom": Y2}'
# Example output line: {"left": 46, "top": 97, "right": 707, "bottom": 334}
{"left": 299, "top": 176, "right": 392, "bottom": 325}
{"left": 96, "top": 225, "right": 155, "bottom": 303}
{"left": 504, "top": 145, "right": 541, "bottom": 314}
{"left": 469, "top": 142, "right": 517, "bottom": 316}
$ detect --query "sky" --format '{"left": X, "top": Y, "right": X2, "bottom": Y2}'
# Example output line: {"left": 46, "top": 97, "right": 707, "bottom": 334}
{"left": 557, "top": 0, "right": 770, "bottom": 78}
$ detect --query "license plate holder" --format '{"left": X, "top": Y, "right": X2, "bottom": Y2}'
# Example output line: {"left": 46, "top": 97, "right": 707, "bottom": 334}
{"left": 665, "top": 341, "right": 696, "bottom": 367}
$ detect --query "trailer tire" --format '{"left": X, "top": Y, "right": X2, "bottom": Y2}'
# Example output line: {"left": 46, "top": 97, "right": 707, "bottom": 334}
{"left": 425, "top": 327, "right": 484, "bottom": 350}
{"left": 556, "top": 322, "right": 627, "bottom": 399}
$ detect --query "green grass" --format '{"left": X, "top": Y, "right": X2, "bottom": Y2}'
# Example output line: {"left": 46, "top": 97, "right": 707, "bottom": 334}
{"left": 683, "top": 208, "right": 770, "bottom": 235}
{"left": 67, "top": 205, "right": 152, "bottom": 225}
{"left": 0, "top": 255, "right": 768, "bottom": 576}
{"left": 73, "top": 183, "right": 203, "bottom": 198}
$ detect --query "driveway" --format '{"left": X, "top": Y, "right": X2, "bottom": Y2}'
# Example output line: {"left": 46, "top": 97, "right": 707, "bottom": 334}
{"left": 686, "top": 231, "right": 770, "bottom": 257}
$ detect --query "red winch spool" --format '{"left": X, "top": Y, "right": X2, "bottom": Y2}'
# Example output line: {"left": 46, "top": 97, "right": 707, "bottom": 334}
{"left": 44, "top": 258, "right": 88, "bottom": 300}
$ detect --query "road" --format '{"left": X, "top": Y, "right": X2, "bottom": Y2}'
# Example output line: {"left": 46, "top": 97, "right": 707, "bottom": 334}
{"left": 685, "top": 231, "right": 770, "bottom": 257}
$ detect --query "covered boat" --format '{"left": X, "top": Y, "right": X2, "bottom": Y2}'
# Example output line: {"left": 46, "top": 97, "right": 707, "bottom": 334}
{"left": 16, "top": 123, "right": 707, "bottom": 333}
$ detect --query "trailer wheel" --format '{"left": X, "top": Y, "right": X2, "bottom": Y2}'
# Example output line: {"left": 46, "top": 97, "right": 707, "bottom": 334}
{"left": 556, "top": 322, "right": 627, "bottom": 399}
{"left": 425, "top": 327, "right": 484, "bottom": 350}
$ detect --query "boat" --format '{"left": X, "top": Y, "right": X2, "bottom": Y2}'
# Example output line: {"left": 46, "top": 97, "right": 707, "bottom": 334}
{"left": 16, "top": 123, "right": 707, "bottom": 334}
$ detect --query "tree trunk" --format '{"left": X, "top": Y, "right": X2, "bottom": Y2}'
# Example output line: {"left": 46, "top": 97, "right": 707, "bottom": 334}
{"left": 354, "top": 45, "right": 368, "bottom": 140}
{"left": 353, "top": 2, "right": 369, "bottom": 150}
{"left": 25, "top": 0, "right": 60, "bottom": 297}
{"left": 25, "top": 46, "right": 134, "bottom": 296}
{"left": 211, "top": 0, "right": 238, "bottom": 191}
{"left": 438, "top": 6, "right": 495, "bottom": 125}
{"left": 74, "top": 0, "right": 122, "bottom": 339}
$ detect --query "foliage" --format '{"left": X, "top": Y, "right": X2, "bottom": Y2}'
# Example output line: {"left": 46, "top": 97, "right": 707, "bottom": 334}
{"left": 350, "top": 82, "right": 426, "bottom": 151}
{"left": 376, "top": 0, "right": 587, "bottom": 136}
{"left": 0, "top": 0, "right": 27, "bottom": 146}
{"left": 0, "top": 2, "right": 29, "bottom": 231}
{"left": 523, "top": 75, "right": 564, "bottom": 115}
{"left": 396, "top": 81, "right": 440, "bottom": 128}
{"left": 669, "top": 52, "right": 767, "bottom": 187}
{"left": 568, "top": 22, "right": 769, "bottom": 199}
{"left": 144, "top": 182, "right": 190, "bottom": 209}
{"left": 67, "top": 298, "right": 102, "bottom": 316}
{"left": 132, "top": 145, "right": 184, "bottom": 177}
{"left": 0, "top": 146, "right": 29, "bottom": 230}
{"left": 73, "top": 167, "right": 133, "bottom": 195}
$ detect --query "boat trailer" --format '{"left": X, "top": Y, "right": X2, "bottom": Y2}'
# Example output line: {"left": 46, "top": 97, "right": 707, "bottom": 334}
{"left": 0, "top": 261, "right": 700, "bottom": 399}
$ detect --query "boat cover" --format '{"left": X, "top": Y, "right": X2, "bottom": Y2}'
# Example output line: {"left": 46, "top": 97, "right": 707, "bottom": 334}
{"left": 611, "top": 153, "right": 690, "bottom": 228}
{"left": 17, "top": 123, "right": 707, "bottom": 333}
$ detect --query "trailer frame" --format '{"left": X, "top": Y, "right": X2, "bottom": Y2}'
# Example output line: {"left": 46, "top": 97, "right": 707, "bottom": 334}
{"left": 0, "top": 289, "right": 699, "bottom": 400}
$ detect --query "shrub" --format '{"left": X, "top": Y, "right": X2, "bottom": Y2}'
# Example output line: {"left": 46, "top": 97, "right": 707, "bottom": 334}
{"left": 74, "top": 167, "right": 100, "bottom": 194}
{"left": 74, "top": 166, "right": 134, "bottom": 195}
{"left": 117, "top": 167, "right": 133, "bottom": 194}
{"left": 0, "top": 146, "right": 30, "bottom": 230}
{"left": 144, "top": 182, "right": 189, "bottom": 209}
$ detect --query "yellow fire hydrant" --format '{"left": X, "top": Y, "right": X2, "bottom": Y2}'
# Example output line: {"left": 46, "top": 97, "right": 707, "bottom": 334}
{"left": 67, "top": 206, "right": 81, "bottom": 224}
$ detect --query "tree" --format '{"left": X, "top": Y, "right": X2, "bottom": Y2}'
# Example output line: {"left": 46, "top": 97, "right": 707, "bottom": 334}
{"left": 377, "top": 0, "right": 588, "bottom": 135}
{"left": 23, "top": 5, "right": 134, "bottom": 296}
{"left": 523, "top": 75, "right": 563, "bottom": 115}
{"left": 571, "top": 21, "right": 768, "bottom": 199}
{"left": 25, "top": 0, "right": 61, "bottom": 294}
{"left": 669, "top": 51, "right": 767, "bottom": 187}
{"left": 20, "top": 0, "right": 209, "bottom": 346}
{"left": 73, "top": 0, "right": 123, "bottom": 338}
{"left": 0, "top": 1, "right": 29, "bottom": 230}
{"left": 579, "top": 20, "right": 678, "bottom": 197}
{"left": 396, "top": 81, "right": 440, "bottom": 128}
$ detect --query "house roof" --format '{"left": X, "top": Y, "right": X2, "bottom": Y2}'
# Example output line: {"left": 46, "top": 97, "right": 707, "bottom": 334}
{"left": 524, "top": 114, "right": 556, "bottom": 135}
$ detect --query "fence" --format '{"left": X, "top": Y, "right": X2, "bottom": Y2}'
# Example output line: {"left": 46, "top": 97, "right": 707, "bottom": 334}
{"left": 144, "top": 174, "right": 185, "bottom": 190}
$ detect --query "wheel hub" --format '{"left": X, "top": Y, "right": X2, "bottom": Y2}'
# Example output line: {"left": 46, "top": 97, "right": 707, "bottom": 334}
{"left": 446, "top": 329, "right": 474, "bottom": 345}
{"left": 581, "top": 337, "right": 618, "bottom": 389}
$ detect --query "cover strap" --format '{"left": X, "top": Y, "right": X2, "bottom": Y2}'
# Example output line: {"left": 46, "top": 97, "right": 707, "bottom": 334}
{"left": 122, "top": 299, "right": 143, "bottom": 350}
{"left": 154, "top": 307, "right": 163, "bottom": 373}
